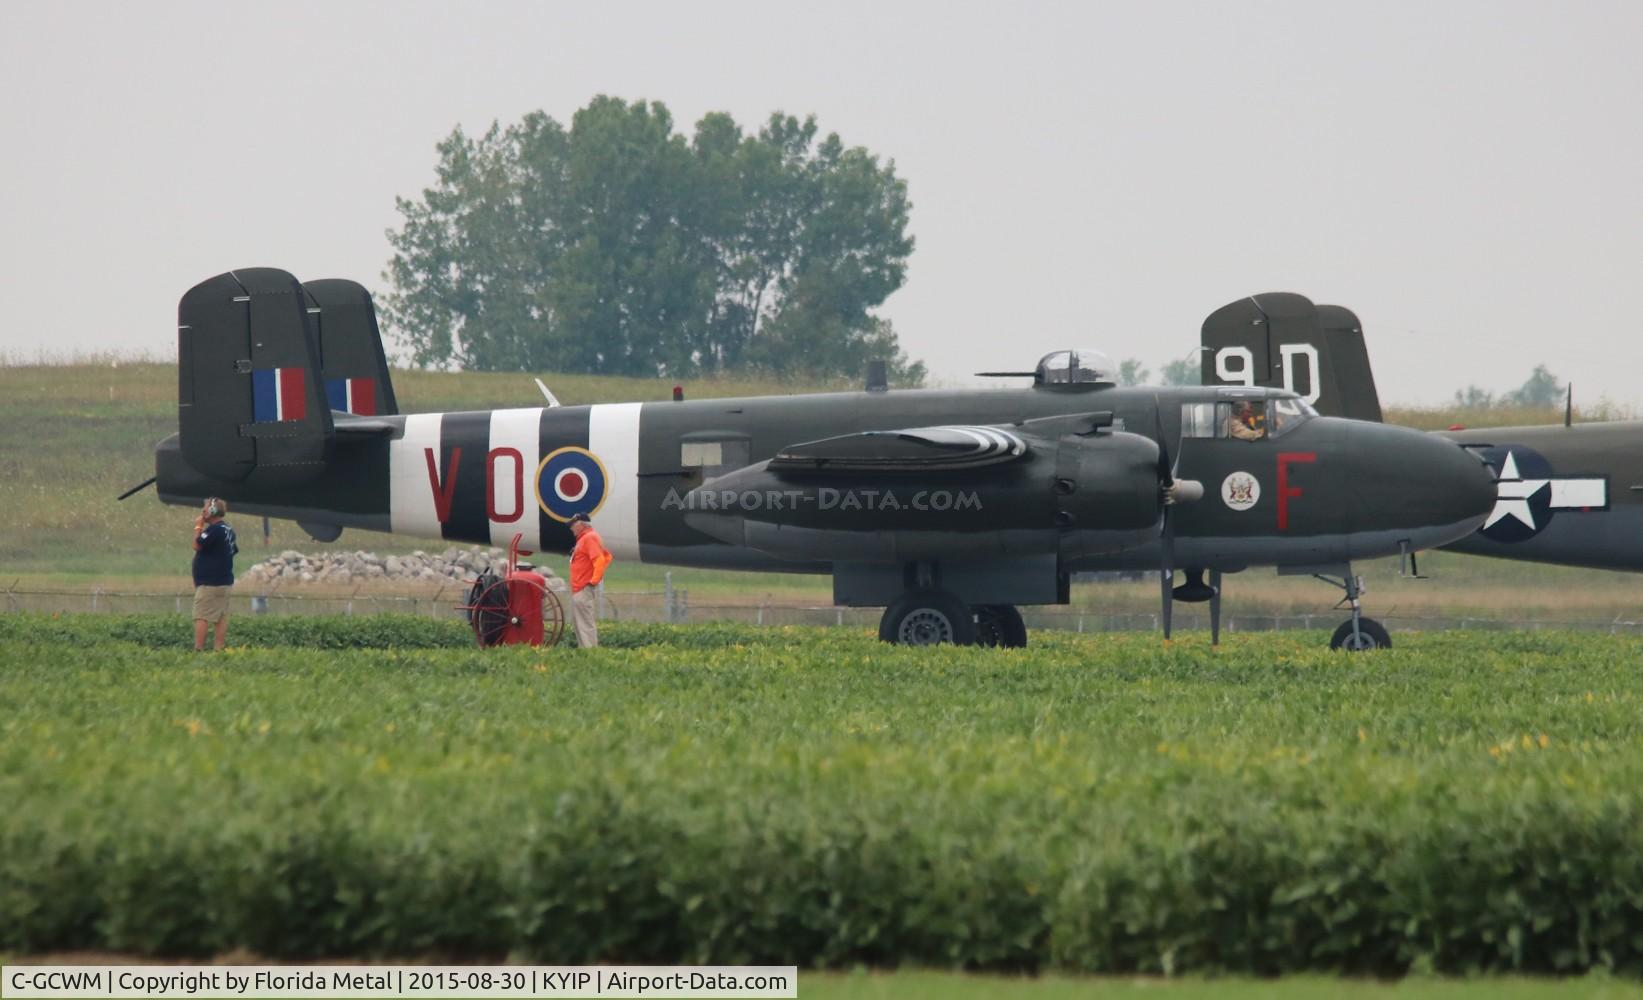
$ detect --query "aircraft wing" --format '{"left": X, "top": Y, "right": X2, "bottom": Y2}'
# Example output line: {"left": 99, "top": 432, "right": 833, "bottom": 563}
{"left": 767, "top": 425, "right": 1030, "bottom": 474}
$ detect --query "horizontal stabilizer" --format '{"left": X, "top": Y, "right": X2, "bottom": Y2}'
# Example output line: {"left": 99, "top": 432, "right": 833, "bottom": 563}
{"left": 769, "top": 425, "right": 1029, "bottom": 474}
{"left": 331, "top": 414, "right": 400, "bottom": 437}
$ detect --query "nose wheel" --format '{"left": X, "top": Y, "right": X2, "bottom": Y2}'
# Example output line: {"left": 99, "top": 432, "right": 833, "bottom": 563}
{"left": 1314, "top": 566, "right": 1392, "bottom": 652}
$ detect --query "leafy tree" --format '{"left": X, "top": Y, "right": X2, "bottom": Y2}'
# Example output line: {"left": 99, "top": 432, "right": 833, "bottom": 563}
{"left": 384, "top": 97, "right": 920, "bottom": 383}
{"left": 1451, "top": 365, "right": 1562, "bottom": 410}
{"left": 1160, "top": 356, "right": 1199, "bottom": 386}
{"left": 1452, "top": 385, "right": 1496, "bottom": 409}
{"left": 1503, "top": 364, "right": 1563, "bottom": 408}
{"left": 1117, "top": 359, "right": 1149, "bottom": 386}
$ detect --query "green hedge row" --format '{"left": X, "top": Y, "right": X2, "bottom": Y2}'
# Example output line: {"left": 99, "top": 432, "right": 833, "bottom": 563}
{"left": 4, "top": 621, "right": 1643, "bottom": 973}
{"left": 0, "top": 614, "right": 797, "bottom": 651}
{"left": 0, "top": 612, "right": 474, "bottom": 649}
{"left": 4, "top": 777, "right": 1642, "bottom": 973}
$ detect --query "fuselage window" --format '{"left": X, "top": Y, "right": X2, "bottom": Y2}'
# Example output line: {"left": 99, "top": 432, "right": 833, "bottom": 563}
{"left": 681, "top": 438, "right": 751, "bottom": 479}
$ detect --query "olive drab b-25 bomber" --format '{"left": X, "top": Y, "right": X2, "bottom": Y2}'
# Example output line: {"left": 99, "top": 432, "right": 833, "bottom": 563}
{"left": 1201, "top": 291, "right": 1643, "bottom": 578}
{"left": 138, "top": 269, "right": 1499, "bottom": 649}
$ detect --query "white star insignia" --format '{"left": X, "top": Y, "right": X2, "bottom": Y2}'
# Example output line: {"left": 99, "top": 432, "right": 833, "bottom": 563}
{"left": 1483, "top": 451, "right": 1550, "bottom": 531}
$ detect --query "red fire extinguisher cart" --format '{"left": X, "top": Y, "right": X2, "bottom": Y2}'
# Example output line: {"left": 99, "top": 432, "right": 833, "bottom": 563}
{"left": 461, "top": 533, "right": 566, "bottom": 647}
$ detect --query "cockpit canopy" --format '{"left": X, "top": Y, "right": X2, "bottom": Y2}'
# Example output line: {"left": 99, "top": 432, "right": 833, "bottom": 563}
{"left": 1035, "top": 349, "right": 1116, "bottom": 387}
{"left": 1180, "top": 392, "right": 1320, "bottom": 441}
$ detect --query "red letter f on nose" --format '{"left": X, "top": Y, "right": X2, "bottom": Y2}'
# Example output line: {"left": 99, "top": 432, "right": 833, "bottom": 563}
{"left": 1277, "top": 452, "right": 1316, "bottom": 531}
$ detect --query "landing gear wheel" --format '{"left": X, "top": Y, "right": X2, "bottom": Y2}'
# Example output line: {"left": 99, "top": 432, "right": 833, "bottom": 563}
{"left": 973, "top": 604, "right": 1028, "bottom": 648}
{"left": 880, "top": 589, "right": 977, "bottom": 646}
{"left": 1330, "top": 617, "right": 1391, "bottom": 652}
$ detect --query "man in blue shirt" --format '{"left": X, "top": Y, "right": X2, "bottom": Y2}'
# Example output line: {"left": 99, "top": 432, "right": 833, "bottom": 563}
{"left": 191, "top": 497, "right": 238, "bottom": 651}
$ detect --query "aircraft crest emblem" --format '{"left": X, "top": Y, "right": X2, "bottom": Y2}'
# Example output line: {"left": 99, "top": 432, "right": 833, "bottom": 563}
{"left": 1221, "top": 471, "right": 1260, "bottom": 511}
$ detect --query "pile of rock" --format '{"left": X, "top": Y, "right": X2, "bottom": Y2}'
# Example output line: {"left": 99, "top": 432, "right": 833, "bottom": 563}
{"left": 239, "top": 546, "right": 554, "bottom": 588}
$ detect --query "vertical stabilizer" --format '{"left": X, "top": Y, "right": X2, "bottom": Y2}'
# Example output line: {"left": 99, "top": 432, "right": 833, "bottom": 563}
{"left": 303, "top": 278, "right": 400, "bottom": 417}
{"left": 177, "top": 268, "right": 334, "bottom": 485}
{"left": 1201, "top": 292, "right": 1383, "bottom": 421}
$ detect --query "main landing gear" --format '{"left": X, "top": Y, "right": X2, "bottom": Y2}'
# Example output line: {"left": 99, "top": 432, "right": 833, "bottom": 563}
{"left": 878, "top": 590, "right": 1028, "bottom": 648}
{"left": 875, "top": 564, "right": 1392, "bottom": 651}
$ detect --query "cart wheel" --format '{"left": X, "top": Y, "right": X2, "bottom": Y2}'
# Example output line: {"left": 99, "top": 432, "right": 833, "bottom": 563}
{"left": 464, "top": 577, "right": 566, "bottom": 648}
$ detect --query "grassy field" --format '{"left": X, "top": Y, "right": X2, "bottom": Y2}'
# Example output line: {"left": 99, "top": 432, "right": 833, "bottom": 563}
{"left": 6, "top": 359, "right": 1643, "bottom": 619}
{"left": 5, "top": 617, "right": 1643, "bottom": 977}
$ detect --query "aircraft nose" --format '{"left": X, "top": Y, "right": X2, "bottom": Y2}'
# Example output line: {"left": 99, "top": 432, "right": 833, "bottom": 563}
{"left": 1431, "top": 435, "right": 1498, "bottom": 527}
{"left": 1366, "top": 426, "right": 1497, "bottom": 534}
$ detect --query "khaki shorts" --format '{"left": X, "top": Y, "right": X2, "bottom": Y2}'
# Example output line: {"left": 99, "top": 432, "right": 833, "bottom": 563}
{"left": 193, "top": 585, "right": 232, "bottom": 623}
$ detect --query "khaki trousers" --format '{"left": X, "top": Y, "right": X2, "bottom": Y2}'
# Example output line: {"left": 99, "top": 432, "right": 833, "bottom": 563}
{"left": 571, "top": 585, "right": 599, "bottom": 648}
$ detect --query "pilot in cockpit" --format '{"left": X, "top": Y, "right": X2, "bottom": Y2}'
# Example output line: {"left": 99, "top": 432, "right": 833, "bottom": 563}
{"left": 1227, "top": 401, "right": 1265, "bottom": 441}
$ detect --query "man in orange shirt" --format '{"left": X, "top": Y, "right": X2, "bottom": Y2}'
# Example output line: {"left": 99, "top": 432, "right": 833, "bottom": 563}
{"left": 567, "top": 512, "right": 612, "bottom": 647}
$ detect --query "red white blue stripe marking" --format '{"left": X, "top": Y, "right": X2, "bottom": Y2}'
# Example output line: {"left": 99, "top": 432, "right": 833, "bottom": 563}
{"left": 251, "top": 367, "right": 307, "bottom": 422}
{"left": 325, "top": 376, "right": 377, "bottom": 415}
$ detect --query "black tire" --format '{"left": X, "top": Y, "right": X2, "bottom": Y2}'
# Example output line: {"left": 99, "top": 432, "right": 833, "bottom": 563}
{"left": 879, "top": 589, "right": 978, "bottom": 646}
{"left": 1330, "top": 617, "right": 1391, "bottom": 651}
{"left": 973, "top": 604, "right": 1028, "bottom": 648}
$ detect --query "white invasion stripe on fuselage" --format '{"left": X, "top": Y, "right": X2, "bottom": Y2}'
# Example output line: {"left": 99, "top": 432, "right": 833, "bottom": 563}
{"left": 588, "top": 402, "right": 644, "bottom": 562}
{"left": 489, "top": 407, "right": 544, "bottom": 551}
{"left": 389, "top": 413, "right": 443, "bottom": 539}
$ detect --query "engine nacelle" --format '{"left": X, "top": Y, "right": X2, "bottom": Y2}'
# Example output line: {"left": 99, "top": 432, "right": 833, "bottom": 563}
{"left": 682, "top": 430, "right": 1164, "bottom": 564}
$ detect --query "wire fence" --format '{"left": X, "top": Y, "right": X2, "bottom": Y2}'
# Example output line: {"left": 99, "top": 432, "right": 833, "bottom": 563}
{"left": 4, "top": 583, "right": 1643, "bottom": 635}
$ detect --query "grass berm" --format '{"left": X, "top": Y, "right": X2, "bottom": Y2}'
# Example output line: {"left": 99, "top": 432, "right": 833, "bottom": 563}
{"left": 3, "top": 616, "right": 1642, "bottom": 974}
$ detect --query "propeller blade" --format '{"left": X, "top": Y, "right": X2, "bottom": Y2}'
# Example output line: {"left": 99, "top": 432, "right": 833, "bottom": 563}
{"left": 1160, "top": 561, "right": 1173, "bottom": 639}
{"left": 1152, "top": 395, "right": 1173, "bottom": 487}
{"left": 1159, "top": 504, "right": 1176, "bottom": 639}
{"left": 1209, "top": 569, "right": 1223, "bottom": 645}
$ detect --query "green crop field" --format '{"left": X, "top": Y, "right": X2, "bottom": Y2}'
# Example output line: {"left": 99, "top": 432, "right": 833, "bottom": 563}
{"left": 4, "top": 616, "right": 1643, "bottom": 984}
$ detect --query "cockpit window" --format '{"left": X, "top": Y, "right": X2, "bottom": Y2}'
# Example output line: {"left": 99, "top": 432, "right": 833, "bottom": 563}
{"left": 1181, "top": 402, "right": 1224, "bottom": 439}
{"left": 1181, "top": 398, "right": 1313, "bottom": 441}
{"left": 1268, "top": 398, "right": 1317, "bottom": 438}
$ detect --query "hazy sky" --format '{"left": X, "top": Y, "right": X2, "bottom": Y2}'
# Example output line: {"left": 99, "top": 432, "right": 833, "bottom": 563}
{"left": 3, "top": 0, "right": 1639, "bottom": 406}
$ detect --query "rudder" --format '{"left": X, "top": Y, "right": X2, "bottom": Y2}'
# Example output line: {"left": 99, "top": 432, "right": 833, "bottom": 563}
{"left": 304, "top": 278, "right": 399, "bottom": 417}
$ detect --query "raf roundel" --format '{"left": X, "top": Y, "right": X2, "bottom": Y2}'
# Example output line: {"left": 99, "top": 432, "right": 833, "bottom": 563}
{"left": 536, "top": 446, "right": 609, "bottom": 522}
